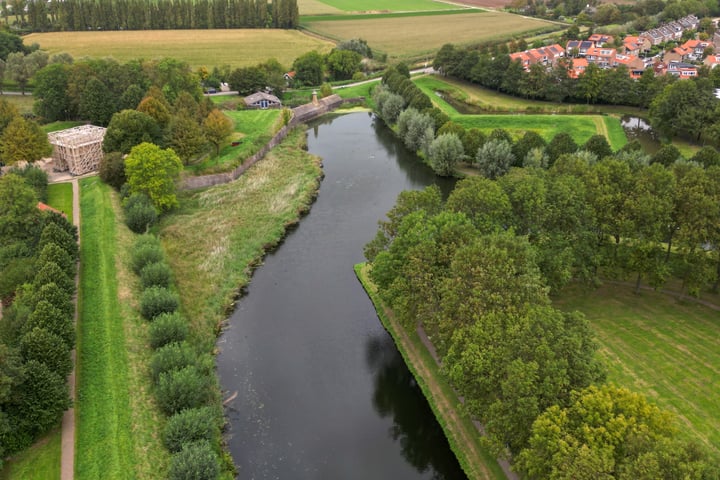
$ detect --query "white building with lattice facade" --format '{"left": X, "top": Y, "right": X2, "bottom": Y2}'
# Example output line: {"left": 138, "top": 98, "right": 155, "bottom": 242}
{"left": 48, "top": 125, "right": 106, "bottom": 176}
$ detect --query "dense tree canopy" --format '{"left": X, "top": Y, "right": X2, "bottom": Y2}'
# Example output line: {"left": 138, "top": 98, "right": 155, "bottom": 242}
{"left": 124, "top": 142, "right": 183, "bottom": 212}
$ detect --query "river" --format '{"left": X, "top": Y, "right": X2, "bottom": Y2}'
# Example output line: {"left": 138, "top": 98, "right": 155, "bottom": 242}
{"left": 216, "top": 112, "right": 465, "bottom": 479}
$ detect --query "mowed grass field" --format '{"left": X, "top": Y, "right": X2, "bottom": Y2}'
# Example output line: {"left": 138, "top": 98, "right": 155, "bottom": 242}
{"left": 24, "top": 30, "right": 334, "bottom": 70}
{"left": 557, "top": 284, "right": 720, "bottom": 459}
{"left": 46, "top": 182, "right": 73, "bottom": 223}
{"left": 77, "top": 178, "right": 167, "bottom": 479}
{"left": 0, "top": 429, "right": 61, "bottom": 480}
{"left": 301, "top": 10, "right": 560, "bottom": 61}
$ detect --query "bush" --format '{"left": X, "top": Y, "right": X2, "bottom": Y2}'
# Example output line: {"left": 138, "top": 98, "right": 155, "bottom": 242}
{"left": 38, "top": 222, "right": 78, "bottom": 260}
{"left": 134, "top": 233, "right": 160, "bottom": 249}
{"left": 149, "top": 312, "right": 188, "bottom": 349}
{"left": 168, "top": 440, "right": 220, "bottom": 480}
{"left": 37, "top": 242, "right": 75, "bottom": 278}
{"left": 19, "top": 327, "right": 72, "bottom": 377}
{"left": 124, "top": 193, "right": 158, "bottom": 234}
{"left": 150, "top": 341, "right": 199, "bottom": 381}
{"left": 156, "top": 366, "right": 212, "bottom": 415}
{"left": 33, "top": 261, "right": 75, "bottom": 294}
{"left": 139, "top": 286, "right": 179, "bottom": 320}
{"left": 99, "top": 151, "right": 126, "bottom": 190}
{"left": 163, "top": 407, "right": 220, "bottom": 453}
{"left": 25, "top": 300, "right": 74, "bottom": 348}
{"left": 131, "top": 243, "right": 164, "bottom": 275}
{"left": 140, "top": 261, "right": 172, "bottom": 289}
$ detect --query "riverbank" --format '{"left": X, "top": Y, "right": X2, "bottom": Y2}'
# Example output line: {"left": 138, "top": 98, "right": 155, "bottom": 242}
{"left": 354, "top": 263, "right": 509, "bottom": 480}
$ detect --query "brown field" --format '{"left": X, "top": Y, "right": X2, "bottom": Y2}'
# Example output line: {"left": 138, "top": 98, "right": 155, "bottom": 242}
{"left": 450, "top": 0, "right": 514, "bottom": 8}
{"left": 302, "top": 11, "right": 560, "bottom": 61}
{"left": 23, "top": 29, "right": 334, "bottom": 70}
{"left": 297, "top": 0, "right": 344, "bottom": 15}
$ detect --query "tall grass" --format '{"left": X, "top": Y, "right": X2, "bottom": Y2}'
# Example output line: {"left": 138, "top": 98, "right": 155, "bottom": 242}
{"left": 160, "top": 128, "right": 322, "bottom": 351}
{"left": 77, "top": 178, "right": 167, "bottom": 480}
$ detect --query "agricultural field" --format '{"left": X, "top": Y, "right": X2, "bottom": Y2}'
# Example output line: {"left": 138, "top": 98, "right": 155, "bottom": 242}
{"left": 557, "top": 284, "right": 720, "bottom": 460}
{"left": 301, "top": 10, "right": 560, "bottom": 61}
{"left": 297, "top": 0, "right": 343, "bottom": 15}
{"left": 23, "top": 30, "right": 334, "bottom": 70}
{"left": 308, "top": 0, "right": 463, "bottom": 13}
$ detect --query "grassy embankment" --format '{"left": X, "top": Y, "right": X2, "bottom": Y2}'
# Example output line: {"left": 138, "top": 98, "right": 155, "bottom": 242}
{"left": 160, "top": 127, "right": 323, "bottom": 351}
{"left": 556, "top": 283, "right": 720, "bottom": 460}
{"left": 185, "top": 109, "right": 282, "bottom": 174}
{"left": 0, "top": 182, "right": 75, "bottom": 480}
{"left": 23, "top": 30, "right": 334, "bottom": 70}
{"left": 301, "top": 10, "right": 560, "bottom": 62}
{"left": 355, "top": 264, "right": 507, "bottom": 480}
{"left": 413, "top": 75, "right": 627, "bottom": 150}
{"left": 76, "top": 178, "right": 167, "bottom": 480}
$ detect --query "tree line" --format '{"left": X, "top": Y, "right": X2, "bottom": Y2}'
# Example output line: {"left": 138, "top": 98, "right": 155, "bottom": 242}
{"left": 432, "top": 43, "right": 720, "bottom": 145}
{"left": 0, "top": 169, "right": 78, "bottom": 465}
{"left": 363, "top": 160, "right": 720, "bottom": 477}
{"left": 11, "top": 0, "right": 299, "bottom": 31}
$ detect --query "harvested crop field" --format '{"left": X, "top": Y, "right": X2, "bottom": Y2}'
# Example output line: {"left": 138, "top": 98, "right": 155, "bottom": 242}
{"left": 451, "top": 0, "right": 514, "bottom": 8}
{"left": 301, "top": 11, "right": 560, "bottom": 60}
{"left": 310, "top": 0, "right": 462, "bottom": 12}
{"left": 24, "top": 30, "right": 334, "bottom": 69}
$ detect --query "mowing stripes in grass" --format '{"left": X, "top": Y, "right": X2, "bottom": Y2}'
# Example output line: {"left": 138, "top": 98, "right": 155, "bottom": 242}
{"left": 557, "top": 284, "right": 720, "bottom": 460}
{"left": 77, "top": 178, "right": 135, "bottom": 479}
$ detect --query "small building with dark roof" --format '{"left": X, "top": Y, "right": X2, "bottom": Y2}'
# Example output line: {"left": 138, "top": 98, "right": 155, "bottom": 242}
{"left": 243, "top": 92, "right": 282, "bottom": 110}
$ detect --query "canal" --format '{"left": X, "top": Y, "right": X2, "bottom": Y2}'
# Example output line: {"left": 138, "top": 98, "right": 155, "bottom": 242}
{"left": 216, "top": 112, "right": 465, "bottom": 479}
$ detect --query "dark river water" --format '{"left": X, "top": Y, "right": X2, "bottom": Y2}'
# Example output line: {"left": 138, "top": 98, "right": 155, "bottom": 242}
{"left": 216, "top": 112, "right": 464, "bottom": 479}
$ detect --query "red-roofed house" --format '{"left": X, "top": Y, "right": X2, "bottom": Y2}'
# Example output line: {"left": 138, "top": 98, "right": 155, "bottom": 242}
{"left": 614, "top": 54, "right": 645, "bottom": 73}
{"left": 585, "top": 47, "right": 617, "bottom": 68}
{"left": 509, "top": 44, "right": 565, "bottom": 71}
{"left": 623, "top": 36, "right": 651, "bottom": 55}
{"left": 588, "top": 34, "right": 614, "bottom": 47}
{"left": 704, "top": 54, "right": 720, "bottom": 68}
{"left": 37, "top": 202, "right": 67, "bottom": 218}
{"left": 568, "top": 57, "right": 589, "bottom": 78}
{"left": 679, "top": 39, "right": 711, "bottom": 60}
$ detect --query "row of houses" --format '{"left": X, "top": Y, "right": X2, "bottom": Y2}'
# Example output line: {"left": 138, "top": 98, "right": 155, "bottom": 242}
{"left": 639, "top": 15, "right": 700, "bottom": 46}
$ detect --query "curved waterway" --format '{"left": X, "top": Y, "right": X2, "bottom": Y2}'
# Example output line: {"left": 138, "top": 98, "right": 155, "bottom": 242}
{"left": 216, "top": 112, "right": 465, "bottom": 479}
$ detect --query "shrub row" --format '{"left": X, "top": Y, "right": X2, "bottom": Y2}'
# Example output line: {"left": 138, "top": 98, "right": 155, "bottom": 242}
{"left": 128, "top": 234, "right": 222, "bottom": 480}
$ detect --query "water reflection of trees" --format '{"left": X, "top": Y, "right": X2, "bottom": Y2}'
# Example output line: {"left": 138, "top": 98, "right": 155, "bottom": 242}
{"left": 366, "top": 334, "right": 467, "bottom": 480}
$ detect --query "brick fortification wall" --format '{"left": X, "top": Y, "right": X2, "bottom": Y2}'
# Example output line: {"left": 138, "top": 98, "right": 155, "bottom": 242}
{"left": 181, "top": 94, "right": 353, "bottom": 190}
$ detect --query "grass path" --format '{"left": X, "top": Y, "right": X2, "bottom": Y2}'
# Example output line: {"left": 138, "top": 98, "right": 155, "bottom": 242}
{"left": 355, "top": 264, "right": 509, "bottom": 480}
{"left": 76, "top": 178, "right": 167, "bottom": 479}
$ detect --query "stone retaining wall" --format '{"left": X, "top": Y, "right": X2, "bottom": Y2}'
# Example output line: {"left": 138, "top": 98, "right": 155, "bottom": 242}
{"left": 181, "top": 95, "right": 357, "bottom": 190}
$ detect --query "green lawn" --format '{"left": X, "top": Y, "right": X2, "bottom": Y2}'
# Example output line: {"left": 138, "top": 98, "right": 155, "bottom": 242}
{"left": 0, "top": 429, "right": 61, "bottom": 480}
{"left": 186, "top": 109, "right": 282, "bottom": 174}
{"left": 0, "top": 94, "right": 34, "bottom": 115}
{"left": 42, "top": 121, "right": 85, "bottom": 134}
{"left": 47, "top": 182, "right": 73, "bottom": 223}
{"left": 312, "top": 0, "right": 463, "bottom": 12}
{"left": 77, "top": 178, "right": 167, "bottom": 479}
{"left": 556, "top": 283, "right": 720, "bottom": 459}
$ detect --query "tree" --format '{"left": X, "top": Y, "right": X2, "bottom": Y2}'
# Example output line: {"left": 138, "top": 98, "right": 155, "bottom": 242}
{"left": 292, "top": 51, "right": 324, "bottom": 86}
{"left": 0, "top": 97, "right": 19, "bottom": 132}
{"left": 19, "top": 327, "right": 72, "bottom": 376}
{"left": 650, "top": 144, "right": 682, "bottom": 167}
{"left": 650, "top": 80, "right": 717, "bottom": 140}
{"left": 124, "top": 142, "right": 183, "bottom": 213}
{"left": 516, "top": 385, "right": 714, "bottom": 479}
{"left": 445, "top": 176, "right": 512, "bottom": 233}
{"left": 428, "top": 133, "right": 463, "bottom": 176}
{"left": 228, "top": 65, "right": 268, "bottom": 96}
{"left": 202, "top": 109, "right": 234, "bottom": 157}
{"left": 512, "top": 131, "right": 546, "bottom": 168}
{"left": 137, "top": 95, "right": 172, "bottom": 130}
{"left": 325, "top": 49, "right": 362, "bottom": 81}
{"left": 32, "top": 63, "right": 70, "bottom": 122}
{"left": 0, "top": 30, "right": 24, "bottom": 61}
{"left": 690, "top": 146, "right": 720, "bottom": 168}
{"left": 79, "top": 76, "right": 116, "bottom": 126}
{"left": 5, "top": 50, "right": 48, "bottom": 95}
{"left": 99, "top": 152, "right": 127, "bottom": 190}
{"left": 546, "top": 132, "right": 578, "bottom": 164}
{"left": 0, "top": 173, "right": 40, "bottom": 244}
{"left": 103, "top": 109, "right": 162, "bottom": 154}
{"left": 476, "top": 139, "right": 514, "bottom": 179}
{"left": 0, "top": 117, "right": 52, "bottom": 166}
{"left": 582, "top": 134, "right": 613, "bottom": 160}
{"left": 167, "top": 115, "right": 206, "bottom": 165}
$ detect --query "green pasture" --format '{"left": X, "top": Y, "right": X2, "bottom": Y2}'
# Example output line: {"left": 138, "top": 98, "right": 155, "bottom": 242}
{"left": 77, "top": 178, "right": 167, "bottom": 479}
{"left": 311, "top": 0, "right": 464, "bottom": 13}
{"left": 42, "top": 121, "right": 84, "bottom": 134}
{"left": 301, "top": 9, "right": 473, "bottom": 21}
{"left": 557, "top": 283, "right": 720, "bottom": 459}
{"left": 0, "top": 429, "right": 61, "bottom": 480}
{"left": 301, "top": 10, "right": 559, "bottom": 61}
{"left": 1, "top": 94, "right": 34, "bottom": 115}
{"left": 454, "top": 114, "right": 624, "bottom": 149}
{"left": 187, "top": 109, "right": 281, "bottom": 174}
{"left": 24, "top": 30, "right": 334, "bottom": 70}
{"left": 47, "top": 182, "right": 73, "bottom": 223}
